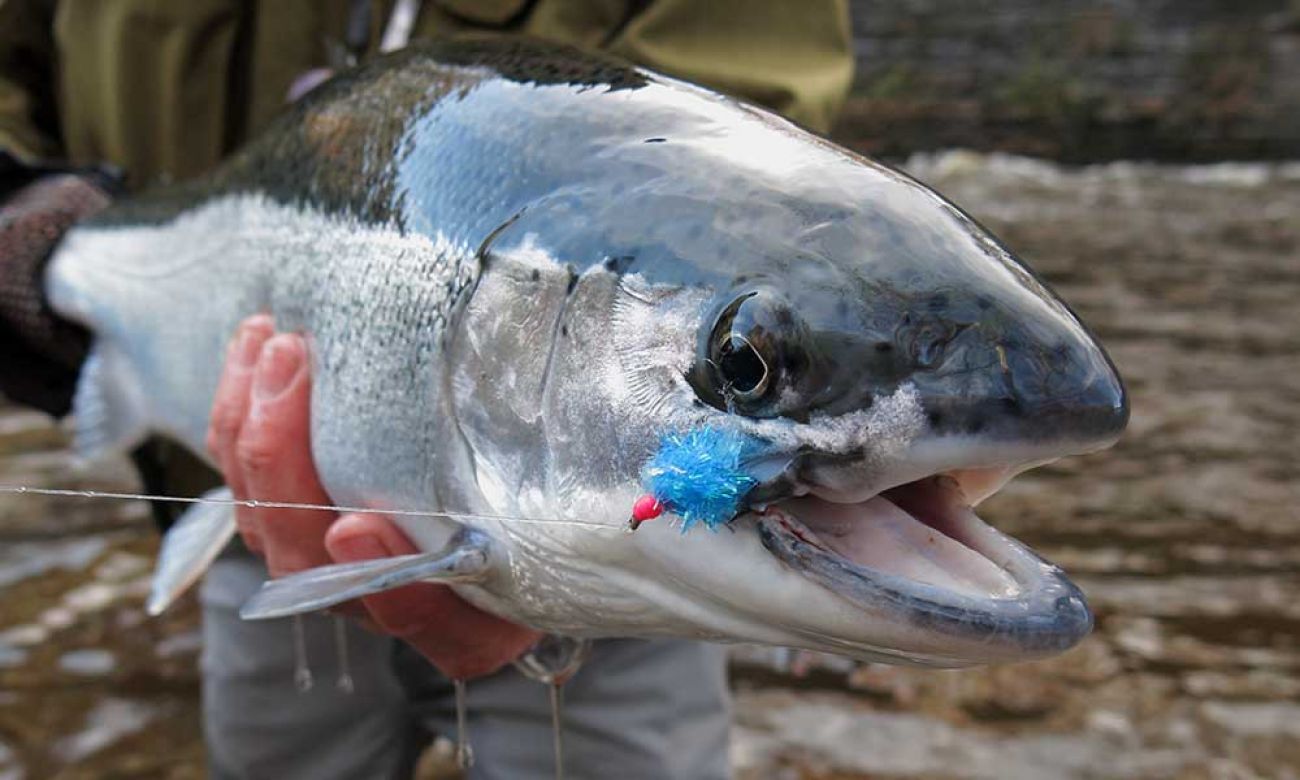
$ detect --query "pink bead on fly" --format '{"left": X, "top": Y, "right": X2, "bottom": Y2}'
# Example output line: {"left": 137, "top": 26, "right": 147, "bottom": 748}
{"left": 628, "top": 495, "right": 664, "bottom": 531}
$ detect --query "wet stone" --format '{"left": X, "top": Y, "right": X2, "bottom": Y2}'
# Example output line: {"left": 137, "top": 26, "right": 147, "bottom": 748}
{"left": 57, "top": 649, "right": 116, "bottom": 677}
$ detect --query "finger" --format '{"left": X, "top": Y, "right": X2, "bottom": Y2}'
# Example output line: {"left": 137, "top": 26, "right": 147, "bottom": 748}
{"left": 326, "top": 514, "right": 541, "bottom": 679}
{"left": 235, "top": 334, "right": 335, "bottom": 576}
{"left": 206, "top": 315, "right": 274, "bottom": 467}
{"left": 327, "top": 601, "right": 376, "bottom": 626}
{"left": 399, "top": 588, "right": 542, "bottom": 679}
{"left": 322, "top": 514, "right": 434, "bottom": 637}
{"left": 325, "top": 513, "right": 440, "bottom": 637}
{"left": 206, "top": 315, "right": 274, "bottom": 552}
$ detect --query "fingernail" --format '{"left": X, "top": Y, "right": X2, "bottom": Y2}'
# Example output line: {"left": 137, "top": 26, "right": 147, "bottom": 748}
{"left": 233, "top": 325, "right": 264, "bottom": 367}
{"left": 335, "top": 534, "right": 389, "bottom": 561}
{"left": 253, "top": 337, "right": 303, "bottom": 401}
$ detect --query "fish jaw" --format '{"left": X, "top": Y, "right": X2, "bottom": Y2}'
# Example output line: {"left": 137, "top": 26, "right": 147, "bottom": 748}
{"left": 593, "top": 435, "right": 1091, "bottom": 667}
{"left": 751, "top": 471, "right": 1092, "bottom": 665}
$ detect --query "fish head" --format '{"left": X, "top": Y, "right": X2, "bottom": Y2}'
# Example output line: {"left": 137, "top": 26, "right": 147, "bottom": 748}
{"left": 445, "top": 76, "right": 1125, "bottom": 667}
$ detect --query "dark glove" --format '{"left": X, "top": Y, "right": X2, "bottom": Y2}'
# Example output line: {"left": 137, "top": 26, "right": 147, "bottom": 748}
{"left": 0, "top": 173, "right": 113, "bottom": 416}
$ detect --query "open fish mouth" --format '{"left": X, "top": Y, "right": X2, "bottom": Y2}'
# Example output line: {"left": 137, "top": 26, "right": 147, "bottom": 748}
{"left": 752, "top": 469, "right": 1092, "bottom": 659}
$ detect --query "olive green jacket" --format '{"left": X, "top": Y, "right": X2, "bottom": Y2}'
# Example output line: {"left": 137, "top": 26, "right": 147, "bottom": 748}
{"left": 0, "top": 0, "right": 853, "bottom": 189}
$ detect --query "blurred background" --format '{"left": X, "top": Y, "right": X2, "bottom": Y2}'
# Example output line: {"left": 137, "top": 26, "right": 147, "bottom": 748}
{"left": 2, "top": 1, "right": 1298, "bottom": 778}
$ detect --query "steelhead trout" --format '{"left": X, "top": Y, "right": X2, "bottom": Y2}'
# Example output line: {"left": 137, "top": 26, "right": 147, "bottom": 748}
{"left": 43, "top": 39, "right": 1127, "bottom": 668}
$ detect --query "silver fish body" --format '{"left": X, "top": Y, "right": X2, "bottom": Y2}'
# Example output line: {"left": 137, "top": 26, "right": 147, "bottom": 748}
{"left": 47, "top": 40, "right": 1127, "bottom": 667}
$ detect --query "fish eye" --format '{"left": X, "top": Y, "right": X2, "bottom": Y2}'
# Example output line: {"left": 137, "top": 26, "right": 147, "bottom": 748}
{"left": 715, "top": 332, "right": 770, "bottom": 398}
{"left": 696, "top": 291, "right": 785, "bottom": 413}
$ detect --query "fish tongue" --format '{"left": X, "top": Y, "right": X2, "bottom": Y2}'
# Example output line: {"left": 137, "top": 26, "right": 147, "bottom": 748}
{"left": 781, "top": 495, "right": 1017, "bottom": 598}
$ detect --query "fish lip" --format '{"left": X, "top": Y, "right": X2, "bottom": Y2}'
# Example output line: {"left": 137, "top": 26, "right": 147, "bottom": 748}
{"left": 750, "top": 478, "right": 1093, "bottom": 659}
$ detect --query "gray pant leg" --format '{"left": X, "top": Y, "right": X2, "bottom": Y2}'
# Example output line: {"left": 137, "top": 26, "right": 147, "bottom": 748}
{"left": 201, "top": 550, "right": 419, "bottom": 780}
{"left": 403, "top": 638, "right": 732, "bottom": 780}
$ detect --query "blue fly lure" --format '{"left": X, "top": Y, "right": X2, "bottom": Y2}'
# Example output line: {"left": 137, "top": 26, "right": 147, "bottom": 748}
{"left": 640, "top": 427, "right": 759, "bottom": 532}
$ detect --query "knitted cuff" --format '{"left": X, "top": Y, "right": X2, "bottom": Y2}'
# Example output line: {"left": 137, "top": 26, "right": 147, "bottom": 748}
{"left": 0, "top": 175, "right": 111, "bottom": 416}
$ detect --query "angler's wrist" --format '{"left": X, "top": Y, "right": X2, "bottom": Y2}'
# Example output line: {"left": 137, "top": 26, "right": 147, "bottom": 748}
{"left": 0, "top": 173, "right": 113, "bottom": 415}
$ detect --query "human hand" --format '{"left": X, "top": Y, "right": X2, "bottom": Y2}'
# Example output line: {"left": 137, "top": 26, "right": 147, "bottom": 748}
{"left": 207, "top": 316, "right": 542, "bottom": 679}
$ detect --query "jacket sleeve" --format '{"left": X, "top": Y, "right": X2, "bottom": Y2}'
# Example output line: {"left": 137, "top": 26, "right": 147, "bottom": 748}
{"left": 0, "top": 0, "right": 62, "bottom": 166}
{"left": 0, "top": 5, "right": 112, "bottom": 417}
{"left": 0, "top": 175, "right": 108, "bottom": 416}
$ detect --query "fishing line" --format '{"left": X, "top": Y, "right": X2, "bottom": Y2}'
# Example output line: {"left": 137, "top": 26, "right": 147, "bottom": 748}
{"left": 0, "top": 485, "right": 617, "bottom": 532}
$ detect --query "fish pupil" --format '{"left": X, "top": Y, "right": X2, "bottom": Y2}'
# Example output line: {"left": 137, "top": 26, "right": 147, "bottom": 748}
{"left": 718, "top": 335, "right": 767, "bottom": 394}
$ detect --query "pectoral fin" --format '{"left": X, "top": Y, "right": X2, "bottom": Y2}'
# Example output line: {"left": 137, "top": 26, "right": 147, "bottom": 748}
{"left": 71, "top": 345, "right": 150, "bottom": 459}
{"left": 240, "top": 528, "right": 492, "bottom": 620}
{"left": 147, "top": 487, "right": 237, "bottom": 616}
